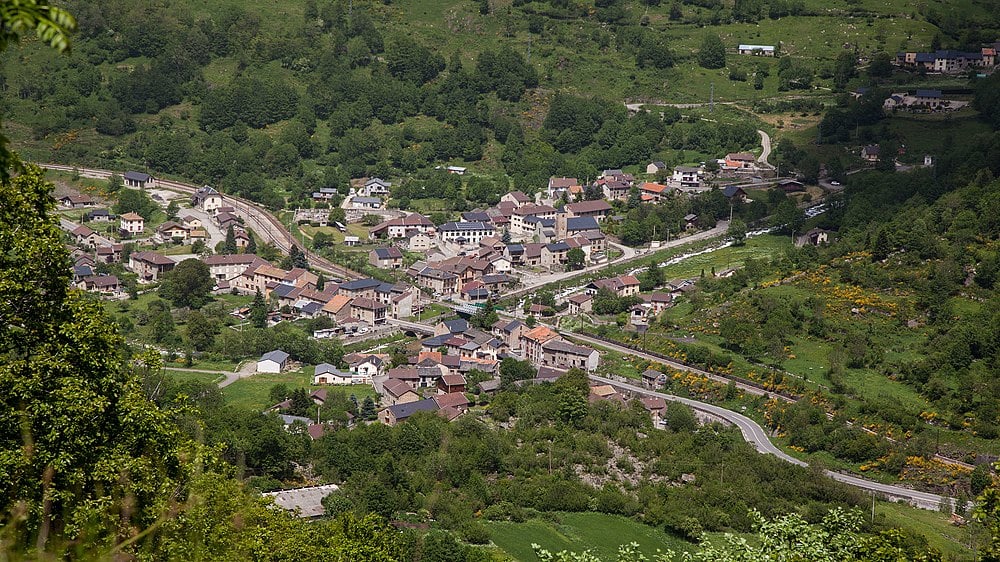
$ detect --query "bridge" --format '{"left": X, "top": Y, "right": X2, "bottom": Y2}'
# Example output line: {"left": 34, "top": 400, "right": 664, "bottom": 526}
{"left": 387, "top": 318, "right": 436, "bottom": 336}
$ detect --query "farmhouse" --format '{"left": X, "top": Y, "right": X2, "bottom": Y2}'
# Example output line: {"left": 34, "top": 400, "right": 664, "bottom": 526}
{"left": 191, "top": 186, "right": 223, "bottom": 214}
{"left": 737, "top": 44, "right": 775, "bottom": 56}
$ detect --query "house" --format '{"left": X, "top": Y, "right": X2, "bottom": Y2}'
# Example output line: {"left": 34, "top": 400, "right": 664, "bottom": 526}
{"left": 642, "top": 369, "right": 667, "bottom": 389}
{"left": 337, "top": 278, "right": 382, "bottom": 300}
{"left": 725, "top": 152, "right": 757, "bottom": 169}
{"left": 601, "top": 179, "right": 631, "bottom": 201}
{"left": 205, "top": 254, "right": 266, "bottom": 283}
{"left": 348, "top": 354, "right": 385, "bottom": 379}
{"left": 541, "top": 340, "right": 600, "bottom": 372}
{"left": 642, "top": 292, "right": 673, "bottom": 314}
{"left": 312, "top": 187, "right": 339, "bottom": 202}
{"left": 559, "top": 215, "right": 601, "bottom": 239}
{"left": 492, "top": 319, "right": 526, "bottom": 349}
{"left": 737, "top": 44, "right": 776, "bottom": 56}
{"left": 437, "top": 374, "right": 467, "bottom": 394}
{"left": 511, "top": 204, "right": 557, "bottom": 236}
{"left": 542, "top": 242, "right": 570, "bottom": 268}
{"left": 360, "top": 177, "right": 391, "bottom": 198}
{"left": 588, "top": 384, "right": 626, "bottom": 406}
{"left": 500, "top": 191, "right": 533, "bottom": 206}
{"left": 95, "top": 243, "right": 124, "bottom": 264}
{"left": 313, "top": 363, "right": 356, "bottom": 385}
{"left": 446, "top": 166, "right": 466, "bottom": 175}
{"left": 71, "top": 224, "right": 101, "bottom": 247}
{"left": 640, "top": 182, "right": 670, "bottom": 202}
{"left": 59, "top": 194, "right": 95, "bottom": 208}
{"left": 369, "top": 247, "right": 404, "bottom": 269}
{"left": 434, "top": 392, "right": 470, "bottom": 415}
{"left": 382, "top": 378, "right": 422, "bottom": 407}
{"left": 380, "top": 398, "right": 438, "bottom": 426}
{"left": 84, "top": 209, "right": 115, "bottom": 222}
{"left": 672, "top": 166, "right": 701, "bottom": 189}
{"left": 564, "top": 199, "right": 611, "bottom": 222}
{"left": 123, "top": 171, "right": 154, "bottom": 189}
{"left": 684, "top": 213, "right": 698, "bottom": 231}
{"left": 191, "top": 186, "right": 223, "bottom": 214}
{"left": 777, "top": 179, "right": 805, "bottom": 193}
{"left": 566, "top": 293, "right": 593, "bottom": 314}
{"left": 547, "top": 177, "right": 579, "bottom": 200}
{"left": 128, "top": 251, "right": 175, "bottom": 282}
{"left": 257, "top": 350, "right": 289, "bottom": 373}
{"left": 350, "top": 298, "right": 387, "bottom": 326}
{"left": 370, "top": 213, "right": 435, "bottom": 239}
{"left": 861, "top": 145, "right": 880, "bottom": 163}
{"left": 344, "top": 236, "right": 360, "bottom": 247}
{"left": 156, "top": 221, "right": 190, "bottom": 243}
{"left": 79, "top": 275, "right": 122, "bottom": 297}
{"left": 438, "top": 222, "right": 495, "bottom": 245}
{"left": 321, "top": 295, "right": 352, "bottom": 320}
{"left": 351, "top": 196, "right": 382, "bottom": 209}
{"left": 646, "top": 161, "right": 667, "bottom": 175}
{"left": 521, "top": 325, "right": 560, "bottom": 365}
{"left": 119, "top": 212, "right": 145, "bottom": 236}
{"left": 639, "top": 396, "right": 668, "bottom": 422}
{"left": 721, "top": 185, "right": 748, "bottom": 202}
{"left": 586, "top": 275, "right": 640, "bottom": 297}
{"left": 416, "top": 267, "right": 459, "bottom": 295}
{"left": 795, "top": 228, "right": 835, "bottom": 247}
{"left": 405, "top": 230, "right": 434, "bottom": 252}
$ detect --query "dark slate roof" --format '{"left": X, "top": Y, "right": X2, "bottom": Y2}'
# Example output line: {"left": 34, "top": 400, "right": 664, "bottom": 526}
{"left": 339, "top": 278, "right": 382, "bottom": 291}
{"left": 421, "top": 335, "right": 451, "bottom": 348}
{"left": 272, "top": 284, "right": 298, "bottom": 298}
{"left": 442, "top": 319, "right": 469, "bottom": 333}
{"left": 546, "top": 242, "right": 570, "bottom": 252}
{"left": 123, "top": 171, "right": 151, "bottom": 182}
{"left": 915, "top": 89, "right": 942, "bottom": 98}
{"left": 461, "top": 211, "right": 491, "bottom": 222}
{"left": 373, "top": 247, "right": 403, "bottom": 259}
{"left": 439, "top": 221, "right": 494, "bottom": 232}
{"left": 506, "top": 244, "right": 524, "bottom": 255}
{"left": 300, "top": 301, "right": 323, "bottom": 315}
{"left": 261, "top": 350, "right": 289, "bottom": 363}
{"left": 386, "top": 398, "right": 438, "bottom": 420}
{"left": 722, "top": 185, "right": 745, "bottom": 198}
{"left": 566, "top": 216, "right": 600, "bottom": 231}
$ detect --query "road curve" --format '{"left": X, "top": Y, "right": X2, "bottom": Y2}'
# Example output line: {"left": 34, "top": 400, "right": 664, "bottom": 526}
{"left": 757, "top": 129, "right": 773, "bottom": 168}
{"left": 39, "top": 163, "right": 362, "bottom": 280}
{"left": 590, "top": 375, "right": 947, "bottom": 510}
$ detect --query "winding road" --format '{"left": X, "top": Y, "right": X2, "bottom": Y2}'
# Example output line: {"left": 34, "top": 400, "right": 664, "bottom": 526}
{"left": 590, "top": 375, "right": 948, "bottom": 510}
{"left": 40, "top": 164, "right": 363, "bottom": 280}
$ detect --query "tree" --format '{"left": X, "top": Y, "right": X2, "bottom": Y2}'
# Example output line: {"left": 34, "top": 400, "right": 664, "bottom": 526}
{"left": 245, "top": 230, "right": 257, "bottom": 254}
{"left": 0, "top": 161, "right": 187, "bottom": 546}
{"left": 566, "top": 247, "right": 586, "bottom": 271}
{"left": 833, "top": 50, "right": 856, "bottom": 90}
{"left": 250, "top": 289, "right": 268, "bottom": 329}
{"left": 728, "top": 218, "right": 747, "bottom": 246}
{"left": 470, "top": 301, "right": 499, "bottom": 330}
{"left": 114, "top": 188, "right": 158, "bottom": 220}
{"left": 698, "top": 34, "right": 726, "bottom": 69}
{"left": 868, "top": 52, "right": 894, "bottom": 79}
{"left": 186, "top": 310, "right": 218, "bottom": 351}
{"left": 316, "top": 272, "right": 326, "bottom": 291}
{"left": 499, "top": 357, "right": 535, "bottom": 386}
{"left": 166, "top": 200, "right": 180, "bottom": 220}
{"left": 871, "top": 228, "right": 890, "bottom": 262}
{"left": 160, "top": 258, "right": 214, "bottom": 309}
{"left": 224, "top": 224, "right": 237, "bottom": 254}
{"left": 360, "top": 396, "right": 377, "bottom": 420}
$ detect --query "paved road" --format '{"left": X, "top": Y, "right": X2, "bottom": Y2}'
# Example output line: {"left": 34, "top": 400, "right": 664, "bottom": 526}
{"left": 757, "top": 129, "right": 773, "bottom": 168}
{"left": 590, "top": 375, "right": 947, "bottom": 510}
{"left": 40, "top": 164, "right": 363, "bottom": 280}
{"left": 625, "top": 101, "right": 736, "bottom": 112}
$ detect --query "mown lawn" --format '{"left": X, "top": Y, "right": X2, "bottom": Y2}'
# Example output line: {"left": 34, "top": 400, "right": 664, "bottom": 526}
{"left": 222, "top": 367, "right": 377, "bottom": 411}
{"left": 487, "top": 512, "right": 695, "bottom": 562}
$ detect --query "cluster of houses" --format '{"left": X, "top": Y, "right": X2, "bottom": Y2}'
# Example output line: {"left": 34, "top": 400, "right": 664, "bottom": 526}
{"left": 559, "top": 273, "right": 697, "bottom": 324}
{"left": 894, "top": 45, "right": 998, "bottom": 73}
{"left": 882, "top": 89, "right": 969, "bottom": 112}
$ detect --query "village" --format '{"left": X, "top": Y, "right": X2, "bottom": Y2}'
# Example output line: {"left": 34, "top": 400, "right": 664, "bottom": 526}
{"left": 54, "top": 139, "right": 835, "bottom": 436}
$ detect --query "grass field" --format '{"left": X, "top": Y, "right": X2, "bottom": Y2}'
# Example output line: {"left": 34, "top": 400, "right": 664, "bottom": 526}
{"left": 877, "top": 502, "right": 978, "bottom": 561}
{"left": 221, "top": 368, "right": 377, "bottom": 411}
{"left": 163, "top": 368, "right": 225, "bottom": 385}
{"left": 487, "top": 512, "right": 695, "bottom": 561}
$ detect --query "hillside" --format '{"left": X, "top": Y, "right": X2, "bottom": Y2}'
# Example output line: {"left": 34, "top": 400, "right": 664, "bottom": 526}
{"left": 1, "top": 0, "right": 996, "bottom": 211}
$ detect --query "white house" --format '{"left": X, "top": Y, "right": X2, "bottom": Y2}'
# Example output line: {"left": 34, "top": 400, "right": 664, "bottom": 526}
{"left": 313, "top": 363, "right": 357, "bottom": 385}
{"left": 360, "top": 178, "right": 392, "bottom": 198}
{"left": 191, "top": 186, "right": 223, "bottom": 215}
{"left": 119, "top": 212, "right": 145, "bottom": 236}
{"left": 258, "top": 350, "right": 289, "bottom": 373}
{"left": 123, "top": 171, "right": 154, "bottom": 189}
{"left": 738, "top": 44, "right": 776, "bottom": 56}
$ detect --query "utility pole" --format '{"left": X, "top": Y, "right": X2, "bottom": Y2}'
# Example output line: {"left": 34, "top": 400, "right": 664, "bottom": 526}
{"left": 710, "top": 83, "right": 715, "bottom": 113}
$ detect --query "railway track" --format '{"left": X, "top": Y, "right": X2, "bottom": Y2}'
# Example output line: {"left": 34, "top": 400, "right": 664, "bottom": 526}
{"left": 41, "top": 163, "right": 362, "bottom": 280}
